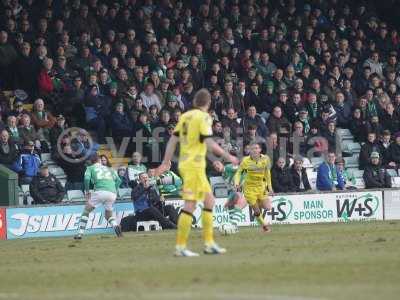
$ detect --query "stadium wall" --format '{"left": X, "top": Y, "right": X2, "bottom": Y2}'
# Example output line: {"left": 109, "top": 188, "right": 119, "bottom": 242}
{"left": 1, "top": 189, "right": 399, "bottom": 240}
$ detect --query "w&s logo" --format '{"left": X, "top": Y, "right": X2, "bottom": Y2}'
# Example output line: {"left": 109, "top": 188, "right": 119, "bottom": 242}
{"left": 336, "top": 193, "right": 380, "bottom": 220}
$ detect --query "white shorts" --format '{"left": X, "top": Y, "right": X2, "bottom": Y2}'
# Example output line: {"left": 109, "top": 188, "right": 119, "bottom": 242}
{"left": 88, "top": 191, "right": 117, "bottom": 211}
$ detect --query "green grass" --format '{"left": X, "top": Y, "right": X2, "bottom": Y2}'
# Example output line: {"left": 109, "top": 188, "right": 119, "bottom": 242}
{"left": 0, "top": 221, "right": 399, "bottom": 300}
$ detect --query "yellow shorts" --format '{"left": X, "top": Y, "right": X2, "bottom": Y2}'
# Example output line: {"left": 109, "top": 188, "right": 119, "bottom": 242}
{"left": 243, "top": 185, "right": 267, "bottom": 206}
{"left": 179, "top": 167, "right": 211, "bottom": 201}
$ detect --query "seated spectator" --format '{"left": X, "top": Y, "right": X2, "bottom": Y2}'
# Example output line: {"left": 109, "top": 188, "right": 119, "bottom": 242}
{"left": 363, "top": 152, "right": 391, "bottom": 189}
{"left": 31, "top": 98, "right": 56, "bottom": 144}
{"left": 271, "top": 157, "right": 296, "bottom": 193}
{"left": 110, "top": 102, "right": 134, "bottom": 144}
{"left": 49, "top": 115, "right": 67, "bottom": 149}
{"left": 241, "top": 106, "right": 268, "bottom": 138}
{"left": 70, "top": 129, "right": 99, "bottom": 158}
{"left": 30, "top": 163, "right": 65, "bottom": 204}
{"left": 9, "top": 100, "right": 30, "bottom": 123}
{"left": 359, "top": 132, "right": 383, "bottom": 170}
{"left": 386, "top": 132, "right": 400, "bottom": 169}
{"left": 349, "top": 108, "right": 367, "bottom": 143}
{"left": 323, "top": 121, "right": 338, "bottom": 152}
{"left": 18, "top": 113, "right": 44, "bottom": 152}
{"left": 117, "top": 166, "right": 130, "bottom": 189}
{"left": 379, "top": 130, "right": 392, "bottom": 165}
{"left": 6, "top": 115, "right": 22, "bottom": 145}
{"left": 127, "top": 152, "right": 147, "bottom": 186}
{"left": 290, "top": 156, "right": 311, "bottom": 192}
{"left": 140, "top": 82, "right": 162, "bottom": 110}
{"left": 130, "top": 172, "right": 177, "bottom": 230}
{"left": 316, "top": 152, "right": 345, "bottom": 191}
{"left": 0, "top": 129, "right": 19, "bottom": 170}
{"left": 336, "top": 158, "right": 357, "bottom": 189}
{"left": 57, "top": 144, "right": 86, "bottom": 191}
{"left": 12, "top": 140, "right": 41, "bottom": 184}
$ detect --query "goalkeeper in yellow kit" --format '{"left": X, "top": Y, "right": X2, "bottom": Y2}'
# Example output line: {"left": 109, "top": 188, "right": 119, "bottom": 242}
{"left": 234, "top": 142, "right": 273, "bottom": 232}
{"left": 156, "top": 89, "right": 238, "bottom": 257}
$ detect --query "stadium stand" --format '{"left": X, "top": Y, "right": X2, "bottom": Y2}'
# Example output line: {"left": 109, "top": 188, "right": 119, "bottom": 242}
{"left": 0, "top": 0, "right": 400, "bottom": 204}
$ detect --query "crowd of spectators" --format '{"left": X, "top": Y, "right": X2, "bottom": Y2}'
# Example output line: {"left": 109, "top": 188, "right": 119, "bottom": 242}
{"left": 0, "top": 0, "right": 400, "bottom": 195}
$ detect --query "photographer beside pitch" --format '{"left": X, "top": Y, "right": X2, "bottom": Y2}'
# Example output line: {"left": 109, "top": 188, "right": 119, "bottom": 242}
{"left": 131, "top": 172, "right": 177, "bottom": 230}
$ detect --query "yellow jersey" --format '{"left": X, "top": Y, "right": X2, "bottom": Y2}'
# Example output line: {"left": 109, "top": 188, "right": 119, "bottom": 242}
{"left": 234, "top": 154, "right": 272, "bottom": 192}
{"left": 173, "top": 109, "right": 213, "bottom": 169}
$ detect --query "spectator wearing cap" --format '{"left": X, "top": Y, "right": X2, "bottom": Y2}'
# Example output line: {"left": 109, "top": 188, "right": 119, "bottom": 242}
{"left": 49, "top": 115, "right": 67, "bottom": 149}
{"left": 30, "top": 163, "right": 65, "bottom": 204}
{"left": 0, "top": 129, "right": 19, "bottom": 170}
{"left": 12, "top": 140, "right": 41, "bottom": 185}
{"left": 359, "top": 132, "right": 383, "bottom": 170}
{"left": 162, "top": 95, "right": 181, "bottom": 115}
{"left": 290, "top": 157, "right": 312, "bottom": 192}
{"left": 363, "top": 152, "right": 392, "bottom": 189}
{"left": 9, "top": 100, "right": 30, "bottom": 123}
{"left": 386, "top": 132, "right": 400, "bottom": 169}
{"left": 316, "top": 152, "right": 345, "bottom": 191}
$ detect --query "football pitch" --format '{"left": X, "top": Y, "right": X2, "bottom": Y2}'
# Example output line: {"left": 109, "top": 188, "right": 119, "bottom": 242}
{"left": 1, "top": 221, "right": 399, "bottom": 300}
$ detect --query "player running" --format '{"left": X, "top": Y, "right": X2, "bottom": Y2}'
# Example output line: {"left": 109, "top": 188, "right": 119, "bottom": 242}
{"left": 156, "top": 88, "right": 238, "bottom": 257}
{"left": 234, "top": 142, "right": 273, "bottom": 232}
{"left": 74, "top": 154, "right": 122, "bottom": 239}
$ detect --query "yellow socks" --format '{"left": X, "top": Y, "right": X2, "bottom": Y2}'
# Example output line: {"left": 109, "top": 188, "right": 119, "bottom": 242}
{"left": 202, "top": 208, "right": 214, "bottom": 245}
{"left": 255, "top": 212, "right": 265, "bottom": 226}
{"left": 176, "top": 210, "right": 193, "bottom": 248}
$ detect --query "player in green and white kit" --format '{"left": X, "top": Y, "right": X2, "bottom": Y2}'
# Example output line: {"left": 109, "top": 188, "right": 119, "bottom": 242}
{"left": 74, "top": 154, "right": 122, "bottom": 239}
{"left": 213, "top": 160, "right": 245, "bottom": 233}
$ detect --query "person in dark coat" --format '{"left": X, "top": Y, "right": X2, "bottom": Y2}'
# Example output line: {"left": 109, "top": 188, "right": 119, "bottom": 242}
{"left": 290, "top": 157, "right": 312, "bottom": 192}
{"left": 359, "top": 132, "right": 383, "bottom": 170}
{"left": 271, "top": 157, "right": 296, "bottom": 193}
{"left": 110, "top": 102, "right": 134, "bottom": 144}
{"left": 363, "top": 152, "right": 391, "bottom": 189}
{"left": 0, "top": 129, "right": 19, "bottom": 170}
{"left": 385, "top": 132, "right": 400, "bottom": 169}
{"left": 30, "top": 163, "right": 65, "bottom": 204}
{"left": 57, "top": 143, "right": 86, "bottom": 191}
